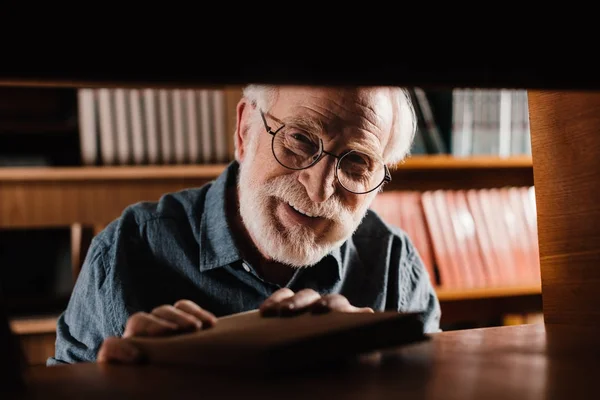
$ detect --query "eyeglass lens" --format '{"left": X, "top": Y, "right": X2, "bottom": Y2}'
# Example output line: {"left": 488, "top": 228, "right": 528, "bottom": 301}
{"left": 272, "top": 127, "right": 385, "bottom": 193}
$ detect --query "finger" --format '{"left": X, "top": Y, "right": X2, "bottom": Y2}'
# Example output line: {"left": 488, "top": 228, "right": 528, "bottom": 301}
{"left": 260, "top": 288, "right": 295, "bottom": 316}
{"left": 122, "top": 312, "right": 179, "bottom": 338}
{"left": 151, "top": 305, "right": 203, "bottom": 331}
{"left": 278, "top": 289, "right": 322, "bottom": 317}
{"left": 97, "top": 337, "right": 143, "bottom": 364}
{"left": 173, "top": 300, "right": 218, "bottom": 328}
{"left": 312, "top": 294, "right": 374, "bottom": 314}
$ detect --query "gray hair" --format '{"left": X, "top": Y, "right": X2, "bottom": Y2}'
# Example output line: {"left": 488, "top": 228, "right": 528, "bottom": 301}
{"left": 240, "top": 84, "right": 417, "bottom": 166}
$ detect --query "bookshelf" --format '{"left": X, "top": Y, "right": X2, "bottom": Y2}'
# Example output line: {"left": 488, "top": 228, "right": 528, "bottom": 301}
{"left": 0, "top": 84, "right": 542, "bottom": 365}
{"left": 0, "top": 156, "right": 533, "bottom": 232}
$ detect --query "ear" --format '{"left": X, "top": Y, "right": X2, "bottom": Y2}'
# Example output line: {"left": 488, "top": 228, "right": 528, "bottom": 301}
{"left": 234, "top": 98, "right": 256, "bottom": 162}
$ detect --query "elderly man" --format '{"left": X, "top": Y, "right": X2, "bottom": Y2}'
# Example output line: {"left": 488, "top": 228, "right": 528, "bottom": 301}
{"left": 48, "top": 84, "right": 441, "bottom": 365}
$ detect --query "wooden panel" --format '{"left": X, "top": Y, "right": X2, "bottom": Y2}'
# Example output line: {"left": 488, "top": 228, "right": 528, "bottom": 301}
{"left": 0, "top": 174, "right": 221, "bottom": 228}
{"left": 528, "top": 90, "right": 600, "bottom": 326}
{"left": 17, "top": 333, "right": 56, "bottom": 366}
{"left": 10, "top": 316, "right": 57, "bottom": 335}
{"left": 0, "top": 164, "right": 227, "bottom": 181}
{"left": 436, "top": 285, "right": 541, "bottom": 301}
{"left": 16, "top": 324, "right": 600, "bottom": 399}
{"left": 439, "top": 294, "right": 542, "bottom": 325}
{"left": 395, "top": 155, "right": 533, "bottom": 170}
{"left": 0, "top": 157, "right": 533, "bottom": 228}
{"left": 387, "top": 155, "right": 533, "bottom": 191}
{"left": 10, "top": 316, "right": 57, "bottom": 366}
{"left": 0, "top": 52, "right": 598, "bottom": 90}
{"left": 385, "top": 167, "right": 534, "bottom": 191}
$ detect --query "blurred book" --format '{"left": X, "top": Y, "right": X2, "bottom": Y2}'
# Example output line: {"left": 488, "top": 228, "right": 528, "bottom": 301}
{"left": 125, "top": 309, "right": 428, "bottom": 370}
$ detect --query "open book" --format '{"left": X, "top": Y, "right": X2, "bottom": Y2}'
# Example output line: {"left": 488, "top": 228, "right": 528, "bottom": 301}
{"left": 125, "top": 309, "right": 428, "bottom": 370}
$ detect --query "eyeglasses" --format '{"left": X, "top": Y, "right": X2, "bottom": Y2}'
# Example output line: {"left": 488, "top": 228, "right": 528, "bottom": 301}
{"left": 260, "top": 110, "right": 391, "bottom": 194}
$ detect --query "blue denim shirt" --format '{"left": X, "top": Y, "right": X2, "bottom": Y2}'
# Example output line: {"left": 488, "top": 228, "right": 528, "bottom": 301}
{"left": 48, "top": 161, "right": 441, "bottom": 365}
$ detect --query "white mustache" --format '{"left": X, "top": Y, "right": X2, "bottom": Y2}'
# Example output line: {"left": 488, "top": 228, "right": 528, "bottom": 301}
{"left": 261, "top": 175, "right": 351, "bottom": 221}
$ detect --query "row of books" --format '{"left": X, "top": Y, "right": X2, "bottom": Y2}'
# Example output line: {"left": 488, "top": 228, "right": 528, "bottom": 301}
{"left": 450, "top": 89, "right": 531, "bottom": 157}
{"left": 370, "top": 186, "right": 540, "bottom": 289}
{"left": 77, "top": 88, "right": 233, "bottom": 166}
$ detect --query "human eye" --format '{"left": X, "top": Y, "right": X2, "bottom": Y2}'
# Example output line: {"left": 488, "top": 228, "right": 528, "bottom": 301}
{"left": 290, "top": 132, "right": 314, "bottom": 145}
{"left": 283, "top": 129, "right": 319, "bottom": 155}
{"left": 343, "top": 152, "right": 372, "bottom": 173}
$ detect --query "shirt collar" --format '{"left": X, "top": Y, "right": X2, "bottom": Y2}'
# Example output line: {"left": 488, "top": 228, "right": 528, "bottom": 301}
{"left": 327, "top": 244, "right": 344, "bottom": 282}
{"left": 198, "top": 160, "right": 345, "bottom": 282}
{"left": 199, "top": 161, "right": 242, "bottom": 271}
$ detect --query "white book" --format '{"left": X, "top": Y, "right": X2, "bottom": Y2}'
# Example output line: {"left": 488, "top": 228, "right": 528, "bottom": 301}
{"left": 158, "top": 89, "right": 173, "bottom": 164}
{"left": 199, "top": 89, "right": 213, "bottom": 163}
{"left": 114, "top": 88, "right": 131, "bottom": 165}
{"left": 77, "top": 88, "right": 98, "bottom": 165}
{"left": 185, "top": 89, "right": 200, "bottom": 164}
{"left": 522, "top": 91, "right": 532, "bottom": 155}
{"left": 143, "top": 89, "right": 160, "bottom": 165}
{"left": 129, "top": 89, "right": 145, "bottom": 165}
{"left": 478, "top": 89, "right": 490, "bottom": 154}
{"left": 484, "top": 90, "right": 498, "bottom": 155}
{"left": 488, "top": 90, "right": 501, "bottom": 155}
{"left": 451, "top": 89, "right": 464, "bottom": 156}
{"left": 97, "top": 88, "right": 116, "bottom": 165}
{"left": 510, "top": 90, "right": 523, "bottom": 155}
{"left": 172, "top": 89, "right": 187, "bottom": 164}
{"left": 471, "top": 90, "right": 483, "bottom": 155}
{"left": 461, "top": 89, "right": 474, "bottom": 156}
{"left": 212, "top": 89, "right": 228, "bottom": 162}
{"left": 498, "top": 89, "right": 513, "bottom": 157}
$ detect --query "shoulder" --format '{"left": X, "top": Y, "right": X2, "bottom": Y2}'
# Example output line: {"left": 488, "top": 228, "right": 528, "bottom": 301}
{"left": 80, "top": 182, "right": 215, "bottom": 288}
{"left": 353, "top": 208, "right": 417, "bottom": 257}
{"left": 94, "top": 184, "right": 212, "bottom": 251}
{"left": 350, "top": 207, "right": 429, "bottom": 286}
{"left": 354, "top": 207, "right": 436, "bottom": 293}
{"left": 72, "top": 182, "right": 214, "bottom": 290}
{"left": 356, "top": 208, "right": 441, "bottom": 332}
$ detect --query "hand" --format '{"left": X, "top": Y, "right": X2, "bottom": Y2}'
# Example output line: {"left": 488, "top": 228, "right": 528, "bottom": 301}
{"left": 97, "top": 299, "right": 217, "bottom": 364}
{"left": 259, "top": 288, "right": 374, "bottom": 317}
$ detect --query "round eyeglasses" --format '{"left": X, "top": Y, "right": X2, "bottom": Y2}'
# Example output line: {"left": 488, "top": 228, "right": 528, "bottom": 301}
{"left": 260, "top": 110, "right": 391, "bottom": 194}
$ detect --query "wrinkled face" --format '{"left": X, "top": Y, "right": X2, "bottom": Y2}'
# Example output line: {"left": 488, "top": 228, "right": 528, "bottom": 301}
{"left": 236, "top": 86, "right": 395, "bottom": 267}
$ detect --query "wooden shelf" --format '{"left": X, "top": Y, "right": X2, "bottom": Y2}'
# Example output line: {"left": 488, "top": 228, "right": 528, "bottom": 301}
{"left": 0, "top": 156, "right": 535, "bottom": 228}
{"left": 9, "top": 315, "right": 58, "bottom": 335}
{"left": 0, "top": 156, "right": 531, "bottom": 182}
{"left": 0, "top": 164, "right": 229, "bottom": 229}
{"left": 436, "top": 284, "right": 541, "bottom": 301}
{"left": 394, "top": 155, "right": 533, "bottom": 170}
{"left": 0, "top": 164, "right": 229, "bottom": 182}
{"left": 387, "top": 155, "right": 534, "bottom": 191}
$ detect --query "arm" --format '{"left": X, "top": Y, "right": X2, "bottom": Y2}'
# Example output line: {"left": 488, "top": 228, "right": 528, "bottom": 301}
{"left": 407, "top": 263, "right": 441, "bottom": 334}
{"left": 391, "top": 231, "right": 441, "bottom": 334}
{"left": 47, "top": 241, "right": 125, "bottom": 365}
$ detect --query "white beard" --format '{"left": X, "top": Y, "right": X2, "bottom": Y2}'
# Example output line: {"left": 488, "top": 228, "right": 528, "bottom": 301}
{"left": 237, "top": 137, "right": 370, "bottom": 268}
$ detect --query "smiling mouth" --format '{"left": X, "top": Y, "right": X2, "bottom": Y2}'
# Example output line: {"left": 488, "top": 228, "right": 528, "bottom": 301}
{"left": 287, "top": 201, "right": 319, "bottom": 218}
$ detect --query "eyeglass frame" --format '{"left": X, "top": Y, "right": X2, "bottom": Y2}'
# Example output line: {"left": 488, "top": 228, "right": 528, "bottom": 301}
{"left": 259, "top": 109, "right": 392, "bottom": 195}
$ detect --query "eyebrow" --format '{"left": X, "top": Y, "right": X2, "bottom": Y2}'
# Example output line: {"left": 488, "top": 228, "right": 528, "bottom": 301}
{"left": 276, "top": 113, "right": 383, "bottom": 161}
{"left": 345, "top": 137, "right": 383, "bottom": 162}
{"left": 281, "top": 114, "right": 324, "bottom": 134}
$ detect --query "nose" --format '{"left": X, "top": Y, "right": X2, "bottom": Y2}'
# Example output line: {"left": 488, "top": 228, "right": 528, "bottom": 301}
{"left": 298, "top": 156, "right": 337, "bottom": 203}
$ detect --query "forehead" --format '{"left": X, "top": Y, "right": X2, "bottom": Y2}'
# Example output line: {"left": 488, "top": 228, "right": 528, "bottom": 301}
{"left": 270, "top": 86, "right": 394, "bottom": 150}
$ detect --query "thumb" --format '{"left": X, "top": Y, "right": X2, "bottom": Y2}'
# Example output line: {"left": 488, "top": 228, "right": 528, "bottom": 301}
{"left": 97, "top": 337, "right": 144, "bottom": 364}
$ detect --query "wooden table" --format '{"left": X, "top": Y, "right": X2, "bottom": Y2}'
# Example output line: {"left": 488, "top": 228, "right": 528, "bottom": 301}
{"left": 6, "top": 323, "right": 599, "bottom": 399}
